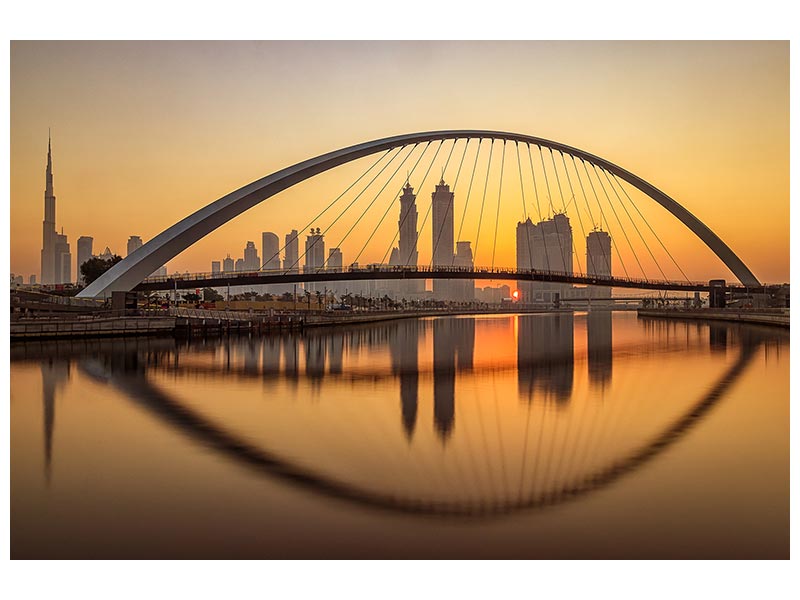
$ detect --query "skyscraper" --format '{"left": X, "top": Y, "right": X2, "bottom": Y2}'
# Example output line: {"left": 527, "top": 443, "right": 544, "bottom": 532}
{"left": 54, "top": 231, "right": 71, "bottom": 284}
{"left": 391, "top": 181, "right": 424, "bottom": 297}
{"left": 453, "top": 241, "right": 475, "bottom": 302}
{"left": 516, "top": 218, "right": 537, "bottom": 303}
{"left": 211, "top": 261, "right": 221, "bottom": 274}
{"left": 304, "top": 228, "right": 325, "bottom": 293}
{"left": 223, "top": 254, "right": 234, "bottom": 272}
{"left": 77, "top": 236, "right": 93, "bottom": 284}
{"left": 327, "top": 247, "right": 343, "bottom": 299}
{"left": 431, "top": 178, "right": 455, "bottom": 300}
{"left": 398, "top": 182, "right": 419, "bottom": 265}
{"left": 261, "top": 232, "right": 281, "bottom": 271}
{"left": 516, "top": 213, "right": 573, "bottom": 304}
{"left": 284, "top": 229, "right": 300, "bottom": 273}
{"left": 40, "top": 135, "right": 71, "bottom": 284}
{"left": 586, "top": 229, "right": 612, "bottom": 299}
{"left": 243, "top": 241, "right": 259, "bottom": 271}
{"left": 327, "top": 247, "right": 343, "bottom": 271}
{"left": 127, "top": 235, "right": 143, "bottom": 256}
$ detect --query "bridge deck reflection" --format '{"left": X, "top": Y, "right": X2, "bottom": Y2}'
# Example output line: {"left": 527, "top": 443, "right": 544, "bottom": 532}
{"left": 18, "top": 313, "right": 788, "bottom": 518}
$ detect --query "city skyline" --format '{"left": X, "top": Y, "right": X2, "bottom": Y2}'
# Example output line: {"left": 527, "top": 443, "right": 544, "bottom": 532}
{"left": 10, "top": 41, "right": 789, "bottom": 285}
{"left": 8, "top": 34, "right": 792, "bottom": 570}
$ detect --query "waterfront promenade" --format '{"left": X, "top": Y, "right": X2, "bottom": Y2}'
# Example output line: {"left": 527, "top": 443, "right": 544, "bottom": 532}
{"left": 637, "top": 308, "right": 789, "bottom": 328}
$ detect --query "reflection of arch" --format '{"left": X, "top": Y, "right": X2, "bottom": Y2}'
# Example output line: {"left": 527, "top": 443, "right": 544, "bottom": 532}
{"left": 78, "top": 130, "right": 760, "bottom": 299}
{"left": 81, "top": 335, "right": 760, "bottom": 519}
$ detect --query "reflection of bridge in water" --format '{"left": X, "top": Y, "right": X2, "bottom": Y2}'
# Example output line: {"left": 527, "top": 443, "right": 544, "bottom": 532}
{"left": 24, "top": 315, "right": 785, "bottom": 518}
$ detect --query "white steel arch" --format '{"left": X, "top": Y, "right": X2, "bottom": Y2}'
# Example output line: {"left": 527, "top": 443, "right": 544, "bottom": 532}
{"left": 78, "top": 130, "right": 760, "bottom": 298}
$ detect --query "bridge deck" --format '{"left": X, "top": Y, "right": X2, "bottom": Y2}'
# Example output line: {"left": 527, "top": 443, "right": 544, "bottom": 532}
{"left": 133, "top": 266, "right": 765, "bottom": 294}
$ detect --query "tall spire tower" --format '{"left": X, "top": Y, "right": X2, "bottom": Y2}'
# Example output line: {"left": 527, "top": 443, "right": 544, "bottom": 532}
{"left": 40, "top": 132, "right": 71, "bottom": 284}
{"left": 41, "top": 131, "right": 57, "bottom": 284}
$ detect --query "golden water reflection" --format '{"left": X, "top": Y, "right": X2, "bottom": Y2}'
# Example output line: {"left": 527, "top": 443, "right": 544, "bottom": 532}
{"left": 10, "top": 312, "right": 789, "bottom": 558}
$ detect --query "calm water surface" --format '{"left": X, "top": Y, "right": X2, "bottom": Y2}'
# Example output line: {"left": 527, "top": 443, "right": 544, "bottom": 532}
{"left": 10, "top": 312, "right": 789, "bottom": 558}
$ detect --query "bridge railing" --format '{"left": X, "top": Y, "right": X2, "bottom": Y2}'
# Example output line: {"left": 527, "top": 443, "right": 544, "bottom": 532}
{"left": 140, "top": 264, "right": 716, "bottom": 290}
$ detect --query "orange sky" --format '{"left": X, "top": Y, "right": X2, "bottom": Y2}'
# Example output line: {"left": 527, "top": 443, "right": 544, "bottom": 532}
{"left": 9, "top": 41, "right": 790, "bottom": 284}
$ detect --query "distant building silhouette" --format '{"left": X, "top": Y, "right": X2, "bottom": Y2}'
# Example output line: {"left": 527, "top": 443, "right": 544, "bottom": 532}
{"left": 127, "top": 235, "right": 143, "bottom": 257}
{"left": 261, "top": 232, "right": 280, "bottom": 271}
{"left": 304, "top": 228, "right": 325, "bottom": 294}
{"left": 76, "top": 236, "right": 93, "bottom": 284}
{"left": 389, "top": 181, "right": 424, "bottom": 299}
{"left": 223, "top": 254, "right": 234, "bottom": 272}
{"left": 96, "top": 246, "right": 114, "bottom": 261}
{"left": 453, "top": 241, "right": 475, "bottom": 302}
{"left": 284, "top": 229, "right": 300, "bottom": 274}
{"left": 243, "top": 241, "right": 260, "bottom": 271}
{"left": 431, "top": 178, "right": 455, "bottom": 300}
{"left": 475, "top": 284, "right": 511, "bottom": 304}
{"left": 211, "top": 261, "right": 221, "bottom": 274}
{"left": 586, "top": 229, "right": 612, "bottom": 299}
{"left": 516, "top": 214, "right": 573, "bottom": 304}
{"left": 327, "top": 247, "right": 344, "bottom": 299}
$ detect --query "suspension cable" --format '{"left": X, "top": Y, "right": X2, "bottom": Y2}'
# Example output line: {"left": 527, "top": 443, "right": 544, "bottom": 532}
{"left": 430, "top": 139, "right": 468, "bottom": 267}
{"left": 590, "top": 162, "right": 647, "bottom": 280}
{"left": 599, "top": 166, "right": 667, "bottom": 280}
{"left": 353, "top": 141, "right": 441, "bottom": 268}
{"left": 515, "top": 142, "right": 534, "bottom": 275}
{"left": 579, "top": 158, "right": 629, "bottom": 278}
{"left": 285, "top": 145, "right": 409, "bottom": 273}
{"left": 559, "top": 152, "right": 590, "bottom": 276}
{"left": 550, "top": 148, "right": 583, "bottom": 276}
{"left": 569, "top": 155, "right": 596, "bottom": 227}
{"left": 472, "top": 138, "right": 495, "bottom": 266}
{"left": 490, "top": 140, "right": 507, "bottom": 269}
{"left": 561, "top": 153, "right": 611, "bottom": 275}
{"left": 375, "top": 140, "right": 445, "bottom": 266}
{"left": 570, "top": 154, "right": 610, "bottom": 278}
{"left": 454, "top": 139, "right": 483, "bottom": 259}
{"left": 609, "top": 172, "right": 691, "bottom": 283}
{"left": 526, "top": 144, "right": 550, "bottom": 272}
{"left": 260, "top": 147, "right": 394, "bottom": 271}
{"left": 538, "top": 145, "right": 570, "bottom": 276}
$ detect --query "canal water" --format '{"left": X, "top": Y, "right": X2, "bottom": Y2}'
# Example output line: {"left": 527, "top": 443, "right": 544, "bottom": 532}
{"left": 10, "top": 312, "right": 789, "bottom": 558}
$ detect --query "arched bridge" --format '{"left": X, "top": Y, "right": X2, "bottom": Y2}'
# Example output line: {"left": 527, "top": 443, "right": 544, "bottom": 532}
{"left": 78, "top": 130, "right": 762, "bottom": 299}
{"left": 133, "top": 264, "right": 757, "bottom": 294}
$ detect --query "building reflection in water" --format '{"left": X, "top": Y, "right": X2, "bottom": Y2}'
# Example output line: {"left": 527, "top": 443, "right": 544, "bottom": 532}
{"left": 9, "top": 312, "right": 789, "bottom": 552}
{"left": 282, "top": 335, "right": 299, "bottom": 382}
{"left": 389, "top": 320, "right": 420, "bottom": 439}
{"left": 432, "top": 318, "right": 475, "bottom": 440}
{"left": 40, "top": 358, "right": 70, "bottom": 482}
{"left": 304, "top": 335, "right": 327, "bottom": 388}
{"left": 261, "top": 336, "right": 281, "bottom": 378}
{"left": 243, "top": 338, "right": 259, "bottom": 375}
{"left": 517, "top": 313, "right": 574, "bottom": 403}
{"left": 327, "top": 334, "right": 344, "bottom": 375}
{"left": 586, "top": 310, "right": 613, "bottom": 390}
{"left": 709, "top": 322, "right": 728, "bottom": 353}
